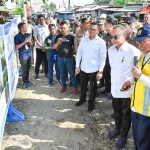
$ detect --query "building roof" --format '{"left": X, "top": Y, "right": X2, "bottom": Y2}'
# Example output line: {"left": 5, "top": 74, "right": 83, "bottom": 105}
{"left": 116, "top": 4, "right": 143, "bottom": 12}
{"left": 139, "top": 5, "right": 150, "bottom": 14}
{"left": 75, "top": 5, "right": 111, "bottom": 12}
{"left": 102, "top": 7, "right": 122, "bottom": 11}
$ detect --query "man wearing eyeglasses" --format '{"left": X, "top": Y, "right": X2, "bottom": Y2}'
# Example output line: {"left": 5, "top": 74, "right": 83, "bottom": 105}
{"left": 122, "top": 25, "right": 150, "bottom": 150}
{"left": 107, "top": 25, "right": 140, "bottom": 149}
{"left": 75, "top": 22, "right": 106, "bottom": 111}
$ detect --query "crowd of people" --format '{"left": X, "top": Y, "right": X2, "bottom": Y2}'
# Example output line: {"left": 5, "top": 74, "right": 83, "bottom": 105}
{"left": 14, "top": 12, "right": 150, "bottom": 149}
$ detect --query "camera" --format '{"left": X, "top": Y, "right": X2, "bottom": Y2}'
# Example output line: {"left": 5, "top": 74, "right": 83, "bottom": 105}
{"left": 62, "top": 38, "right": 69, "bottom": 42}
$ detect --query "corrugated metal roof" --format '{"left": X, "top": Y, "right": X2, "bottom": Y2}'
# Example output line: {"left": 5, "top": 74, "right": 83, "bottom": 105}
{"left": 103, "top": 7, "right": 122, "bottom": 11}
{"left": 91, "top": 6, "right": 108, "bottom": 10}
{"left": 116, "top": 4, "right": 143, "bottom": 12}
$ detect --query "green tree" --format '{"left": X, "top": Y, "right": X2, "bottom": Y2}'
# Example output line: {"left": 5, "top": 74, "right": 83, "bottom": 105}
{"left": 94, "top": 0, "right": 111, "bottom": 5}
{"left": 49, "top": 2, "right": 56, "bottom": 12}
{"left": 110, "top": 0, "right": 143, "bottom": 6}
{"left": 12, "top": 7, "right": 23, "bottom": 16}
{"left": 42, "top": 0, "right": 46, "bottom": 4}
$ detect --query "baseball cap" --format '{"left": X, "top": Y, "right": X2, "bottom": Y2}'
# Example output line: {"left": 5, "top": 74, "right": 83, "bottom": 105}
{"left": 118, "top": 17, "right": 136, "bottom": 26}
{"left": 133, "top": 25, "right": 150, "bottom": 41}
{"left": 80, "top": 17, "right": 90, "bottom": 23}
{"left": 74, "top": 20, "right": 80, "bottom": 26}
{"left": 97, "top": 19, "right": 105, "bottom": 25}
{"left": 100, "top": 14, "right": 107, "bottom": 19}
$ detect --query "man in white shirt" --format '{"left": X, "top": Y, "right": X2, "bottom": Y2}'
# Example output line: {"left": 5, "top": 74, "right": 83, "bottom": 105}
{"left": 123, "top": 25, "right": 150, "bottom": 150}
{"left": 107, "top": 25, "right": 140, "bottom": 149}
{"left": 33, "top": 14, "right": 49, "bottom": 79}
{"left": 75, "top": 22, "right": 106, "bottom": 111}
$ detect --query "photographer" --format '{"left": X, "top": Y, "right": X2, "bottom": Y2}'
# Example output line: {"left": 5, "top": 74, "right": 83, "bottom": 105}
{"left": 53, "top": 20, "right": 78, "bottom": 95}
{"left": 14, "top": 23, "right": 34, "bottom": 88}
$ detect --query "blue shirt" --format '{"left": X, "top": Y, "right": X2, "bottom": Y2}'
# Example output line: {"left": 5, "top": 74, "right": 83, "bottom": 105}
{"left": 50, "top": 34, "right": 57, "bottom": 61}
{"left": 28, "top": 21, "right": 35, "bottom": 27}
{"left": 14, "top": 32, "right": 32, "bottom": 60}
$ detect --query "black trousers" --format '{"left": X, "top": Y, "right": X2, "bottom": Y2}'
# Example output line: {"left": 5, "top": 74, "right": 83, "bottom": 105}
{"left": 80, "top": 70, "right": 97, "bottom": 105}
{"left": 103, "top": 63, "right": 111, "bottom": 91}
{"left": 20, "top": 57, "right": 31, "bottom": 83}
{"left": 112, "top": 97, "right": 131, "bottom": 137}
{"left": 35, "top": 48, "right": 48, "bottom": 74}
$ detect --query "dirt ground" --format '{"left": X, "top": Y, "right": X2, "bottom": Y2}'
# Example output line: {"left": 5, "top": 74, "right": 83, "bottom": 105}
{"left": 1, "top": 70, "right": 134, "bottom": 150}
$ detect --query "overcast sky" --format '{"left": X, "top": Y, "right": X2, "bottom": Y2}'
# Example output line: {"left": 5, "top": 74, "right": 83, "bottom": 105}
{"left": 50, "top": 0, "right": 94, "bottom": 7}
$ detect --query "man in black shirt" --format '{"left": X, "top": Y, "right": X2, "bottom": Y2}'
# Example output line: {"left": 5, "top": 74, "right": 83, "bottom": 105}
{"left": 53, "top": 20, "right": 78, "bottom": 94}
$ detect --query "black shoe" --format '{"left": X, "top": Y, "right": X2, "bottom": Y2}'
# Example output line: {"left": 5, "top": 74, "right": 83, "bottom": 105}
{"left": 88, "top": 104, "right": 94, "bottom": 112}
{"left": 45, "top": 74, "right": 49, "bottom": 78}
{"left": 111, "top": 113, "right": 115, "bottom": 118}
{"left": 34, "top": 74, "right": 38, "bottom": 79}
{"left": 97, "top": 83, "right": 104, "bottom": 89}
{"left": 75, "top": 99, "right": 86, "bottom": 106}
{"left": 99, "top": 90, "right": 110, "bottom": 95}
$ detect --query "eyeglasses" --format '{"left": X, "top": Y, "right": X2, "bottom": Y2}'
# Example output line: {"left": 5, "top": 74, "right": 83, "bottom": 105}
{"left": 138, "top": 38, "right": 150, "bottom": 44}
{"left": 109, "top": 35, "right": 121, "bottom": 40}
{"left": 89, "top": 28, "right": 97, "bottom": 32}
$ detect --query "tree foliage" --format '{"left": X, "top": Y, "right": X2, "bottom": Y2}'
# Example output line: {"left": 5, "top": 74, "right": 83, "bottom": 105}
{"left": 94, "top": 0, "right": 111, "bottom": 5}
{"left": 94, "top": 0, "right": 144, "bottom": 6}
{"left": 12, "top": 7, "right": 23, "bottom": 16}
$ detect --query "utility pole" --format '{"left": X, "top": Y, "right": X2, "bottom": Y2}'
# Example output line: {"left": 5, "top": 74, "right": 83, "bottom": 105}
{"left": 23, "top": 0, "right": 27, "bottom": 17}
{"left": 68, "top": 0, "right": 70, "bottom": 9}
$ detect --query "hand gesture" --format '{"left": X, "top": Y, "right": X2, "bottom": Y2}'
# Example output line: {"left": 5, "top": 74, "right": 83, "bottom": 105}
{"left": 57, "top": 38, "right": 62, "bottom": 44}
{"left": 121, "top": 81, "right": 131, "bottom": 91}
{"left": 25, "top": 37, "right": 30, "bottom": 44}
{"left": 132, "top": 66, "right": 142, "bottom": 79}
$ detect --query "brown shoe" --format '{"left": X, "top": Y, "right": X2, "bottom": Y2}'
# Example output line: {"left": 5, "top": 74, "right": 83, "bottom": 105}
{"left": 60, "top": 87, "right": 67, "bottom": 93}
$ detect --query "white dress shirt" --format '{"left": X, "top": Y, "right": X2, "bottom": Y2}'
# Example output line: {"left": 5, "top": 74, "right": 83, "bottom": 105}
{"left": 76, "top": 35, "right": 106, "bottom": 73}
{"left": 108, "top": 42, "right": 140, "bottom": 98}
{"left": 33, "top": 24, "right": 49, "bottom": 49}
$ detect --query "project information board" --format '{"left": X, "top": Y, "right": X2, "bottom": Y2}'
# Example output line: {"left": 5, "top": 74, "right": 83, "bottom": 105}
{"left": 0, "top": 18, "right": 19, "bottom": 146}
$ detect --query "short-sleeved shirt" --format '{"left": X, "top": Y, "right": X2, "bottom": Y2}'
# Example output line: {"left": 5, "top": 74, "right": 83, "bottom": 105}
{"left": 54, "top": 33, "right": 74, "bottom": 58}
{"left": 74, "top": 29, "right": 89, "bottom": 52}
{"left": 14, "top": 32, "right": 32, "bottom": 60}
{"left": 33, "top": 24, "right": 49, "bottom": 49}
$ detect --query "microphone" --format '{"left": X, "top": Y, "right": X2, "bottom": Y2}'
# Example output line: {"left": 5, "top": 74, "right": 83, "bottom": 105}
{"left": 133, "top": 56, "right": 139, "bottom": 81}
{"left": 134, "top": 56, "right": 139, "bottom": 67}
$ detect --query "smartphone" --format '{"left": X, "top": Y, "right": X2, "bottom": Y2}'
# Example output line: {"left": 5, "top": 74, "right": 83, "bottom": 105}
{"left": 120, "top": 86, "right": 131, "bottom": 91}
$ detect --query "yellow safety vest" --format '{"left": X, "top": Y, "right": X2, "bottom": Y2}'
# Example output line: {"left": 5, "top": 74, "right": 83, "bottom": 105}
{"left": 131, "top": 54, "right": 150, "bottom": 116}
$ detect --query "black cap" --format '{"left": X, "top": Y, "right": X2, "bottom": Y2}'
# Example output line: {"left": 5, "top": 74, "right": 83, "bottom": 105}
{"left": 80, "top": 17, "right": 90, "bottom": 23}
{"left": 118, "top": 17, "right": 136, "bottom": 25}
{"left": 106, "top": 15, "right": 115, "bottom": 25}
